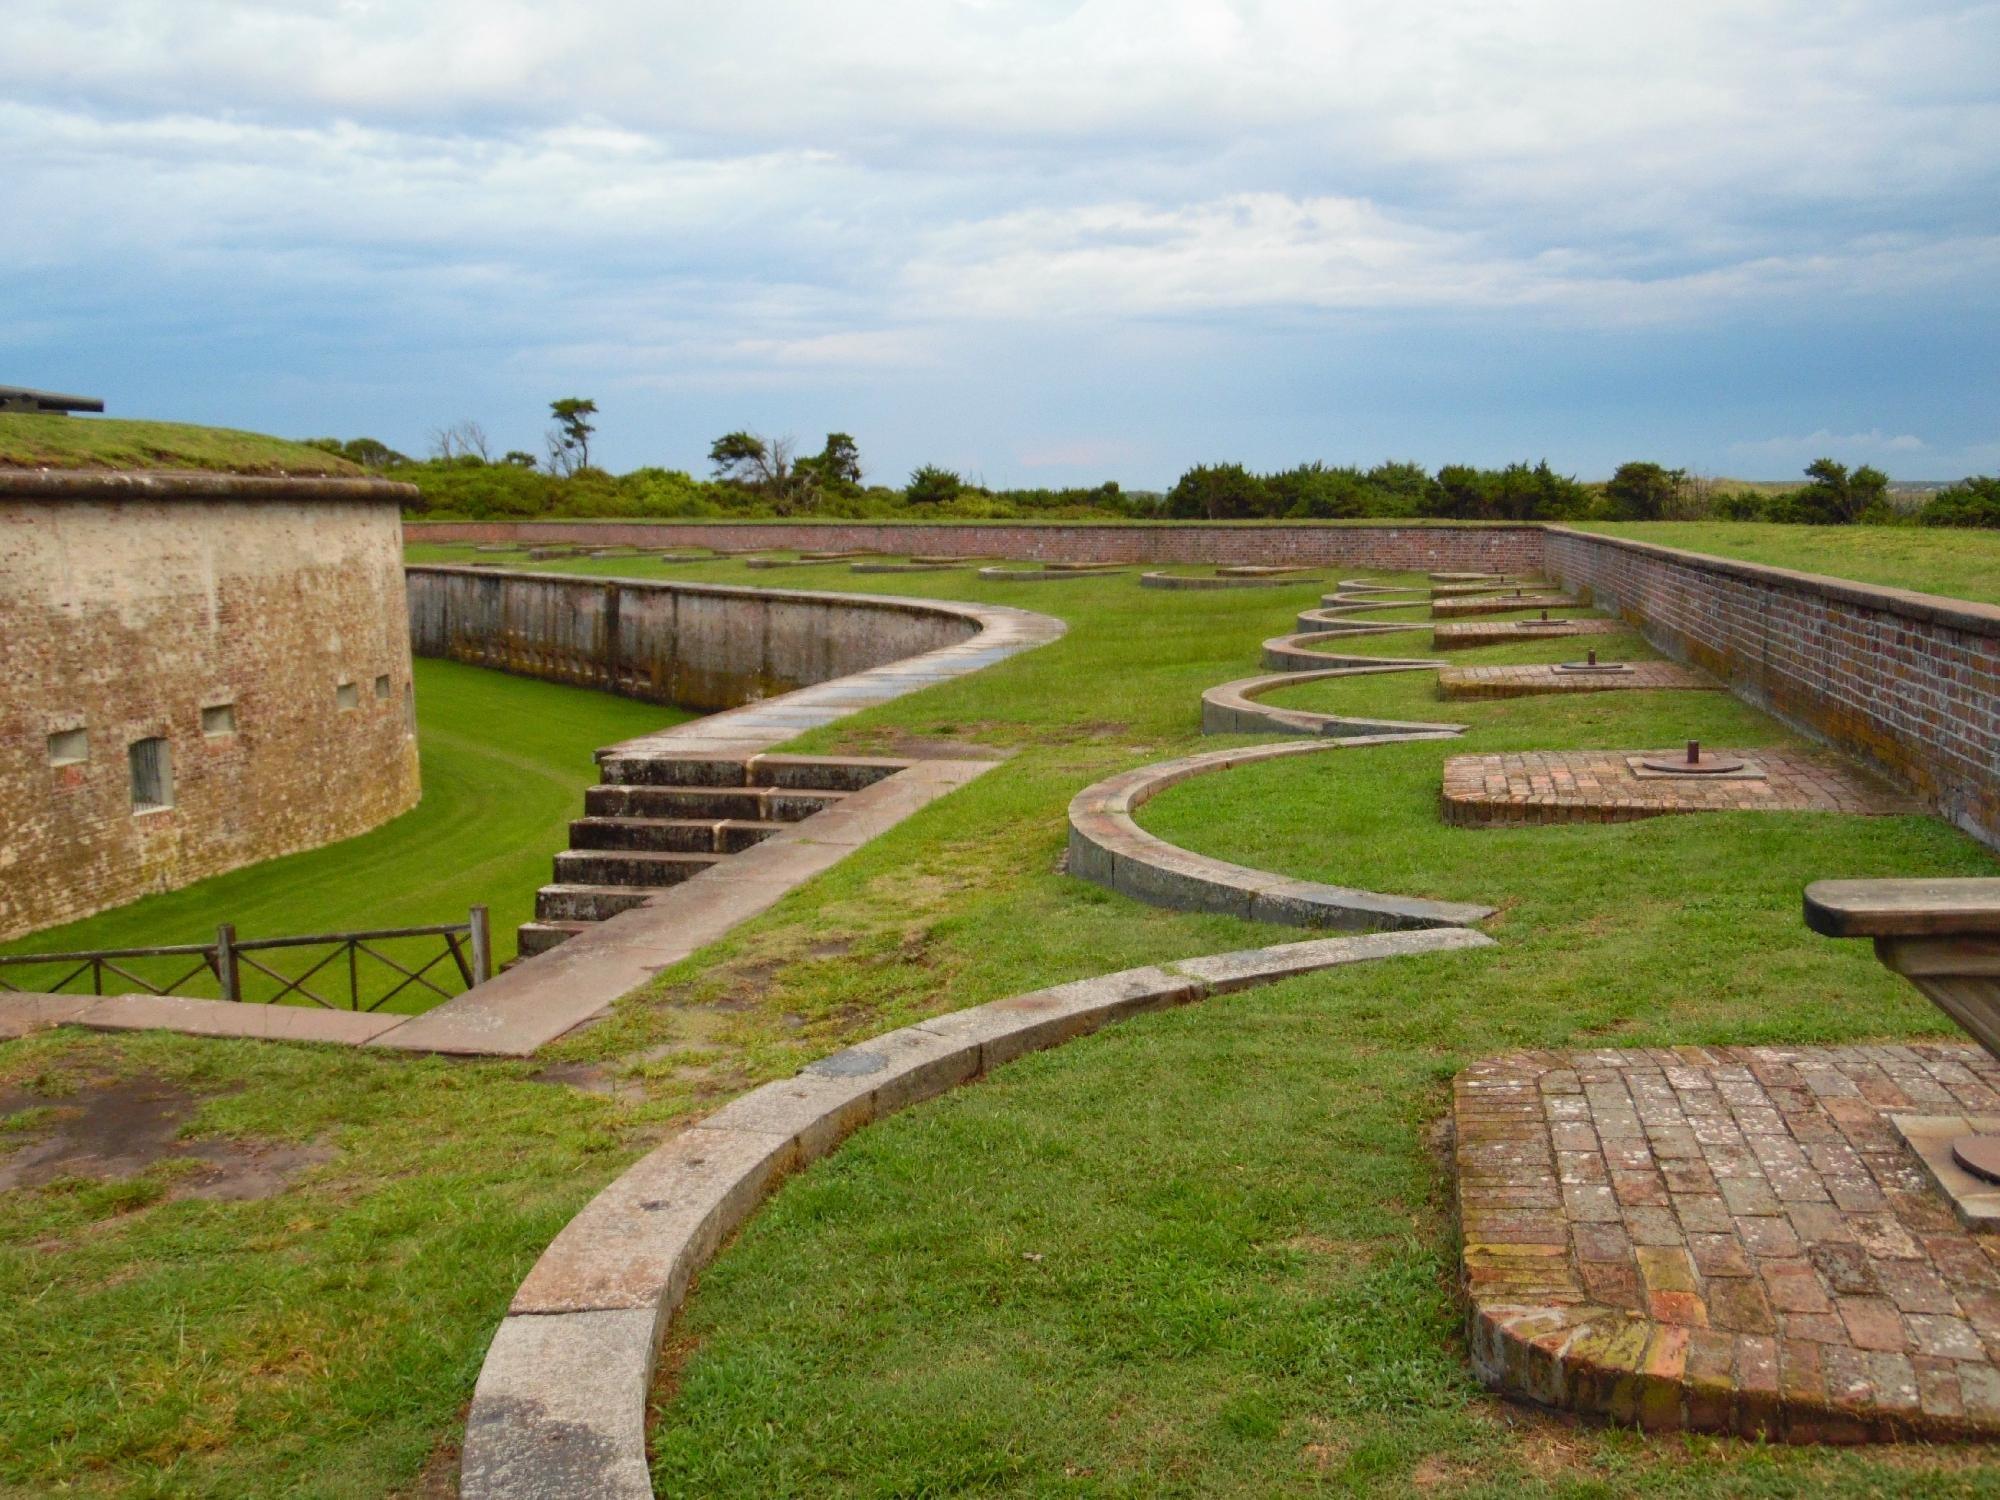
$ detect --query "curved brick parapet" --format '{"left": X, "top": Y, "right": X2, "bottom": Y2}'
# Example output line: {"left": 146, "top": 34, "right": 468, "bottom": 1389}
{"left": 1066, "top": 740, "right": 1494, "bottom": 931}
{"left": 460, "top": 928, "right": 1495, "bottom": 1498}
{"left": 1456, "top": 1046, "right": 2000, "bottom": 1442}
{"left": 1201, "top": 668, "right": 1468, "bottom": 739}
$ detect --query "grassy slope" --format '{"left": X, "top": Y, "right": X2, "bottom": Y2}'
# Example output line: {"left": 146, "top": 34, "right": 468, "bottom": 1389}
{"left": 5, "top": 548, "right": 1998, "bottom": 1496}
{"left": 0, "top": 414, "right": 365, "bottom": 476}
{"left": 1, "top": 658, "right": 682, "bottom": 1002}
{"left": 1570, "top": 521, "right": 2000, "bottom": 607}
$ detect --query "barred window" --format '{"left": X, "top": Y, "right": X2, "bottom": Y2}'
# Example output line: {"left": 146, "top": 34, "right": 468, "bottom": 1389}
{"left": 129, "top": 737, "right": 173, "bottom": 812}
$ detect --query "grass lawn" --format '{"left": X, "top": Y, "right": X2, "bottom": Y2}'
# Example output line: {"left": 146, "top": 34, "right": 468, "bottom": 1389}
{"left": 4, "top": 548, "right": 1998, "bottom": 1496}
{"left": 1, "top": 658, "right": 681, "bottom": 1006}
{"left": 0, "top": 415, "right": 365, "bottom": 477}
{"left": 1568, "top": 521, "right": 2000, "bottom": 607}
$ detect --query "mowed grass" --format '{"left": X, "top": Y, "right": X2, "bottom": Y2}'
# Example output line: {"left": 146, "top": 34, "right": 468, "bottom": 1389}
{"left": 1, "top": 658, "right": 681, "bottom": 1005}
{"left": 630, "top": 568, "right": 1999, "bottom": 1497}
{"left": 1569, "top": 521, "right": 2000, "bottom": 607}
{"left": 6, "top": 549, "right": 1998, "bottom": 1496}
{"left": 0, "top": 414, "right": 365, "bottom": 476}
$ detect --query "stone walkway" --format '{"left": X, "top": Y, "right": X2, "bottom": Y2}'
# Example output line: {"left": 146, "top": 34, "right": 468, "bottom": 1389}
{"left": 1442, "top": 749, "right": 1921, "bottom": 826}
{"left": 1432, "top": 619, "right": 1629, "bottom": 650}
{"left": 1456, "top": 1044, "right": 2000, "bottom": 1440}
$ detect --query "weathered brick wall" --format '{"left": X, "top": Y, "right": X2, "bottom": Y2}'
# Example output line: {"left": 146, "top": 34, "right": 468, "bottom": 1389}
{"left": 405, "top": 566, "right": 980, "bottom": 711}
{"left": 1544, "top": 529, "right": 2000, "bottom": 850}
{"left": 1, "top": 482, "right": 422, "bottom": 941}
{"left": 404, "top": 519, "right": 1548, "bottom": 573}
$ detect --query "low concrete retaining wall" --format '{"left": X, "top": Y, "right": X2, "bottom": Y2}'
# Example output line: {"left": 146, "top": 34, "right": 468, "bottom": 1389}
{"left": 406, "top": 519, "right": 1548, "bottom": 573}
{"left": 1543, "top": 530, "right": 2000, "bottom": 850}
{"left": 405, "top": 566, "right": 983, "bottom": 712}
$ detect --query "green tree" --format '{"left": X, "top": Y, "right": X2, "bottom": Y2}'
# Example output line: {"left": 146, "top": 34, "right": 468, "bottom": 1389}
{"left": 546, "top": 398, "right": 598, "bottom": 475}
{"left": 1791, "top": 458, "right": 1888, "bottom": 524}
{"left": 1918, "top": 476, "right": 2000, "bottom": 529}
{"left": 1164, "top": 463, "right": 1269, "bottom": 519}
{"left": 1604, "top": 461, "right": 1683, "bottom": 521}
{"left": 904, "top": 464, "right": 962, "bottom": 506}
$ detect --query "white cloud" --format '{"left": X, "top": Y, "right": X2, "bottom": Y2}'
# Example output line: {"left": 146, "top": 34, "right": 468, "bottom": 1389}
{"left": 1729, "top": 429, "right": 1931, "bottom": 467}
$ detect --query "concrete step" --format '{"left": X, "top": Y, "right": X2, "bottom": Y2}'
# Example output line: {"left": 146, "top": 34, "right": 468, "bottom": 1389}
{"left": 595, "top": 751, "right": 910, "bottom": 791}
{"left": 553, "top": 850, "right": 721, "bottom": 888}
{"left": 567, "top": 815, "right": 782, "bottom": 854}
{"left": 515, "top": 920, "right": 592, "bottom": 957}
{"left": 583, "top": 783, "right": 846, "bottom": 821}
{"left": 534, "top": 884, "right": 657, "bottom": 923}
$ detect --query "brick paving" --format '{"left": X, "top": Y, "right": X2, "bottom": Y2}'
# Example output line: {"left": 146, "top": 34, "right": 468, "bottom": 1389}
{"left": 1432, "top": 619, "right": 1630, "bottom": 650}
{"left": 1456, "top": 1044, "right": 2000, "bottom": 1440}
{"left": 1438, "top": 661, "right": 1712, "bottom": 699}
{"left": 1432, "top": 593, "right": 1582, "bottom": 618}
{"left": 1441, "top": 749, "right": 1921, "bottom": 826}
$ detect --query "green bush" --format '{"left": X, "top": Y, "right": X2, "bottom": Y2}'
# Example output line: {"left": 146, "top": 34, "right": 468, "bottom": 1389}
{"left": 1918, "top": 476, "right": 2000, "bottom": 529}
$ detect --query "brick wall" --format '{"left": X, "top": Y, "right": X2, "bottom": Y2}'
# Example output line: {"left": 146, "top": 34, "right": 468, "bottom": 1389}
{"left": 403, "top": 519, "right": 1549, "bottom": 573}
{"left": 0, "top": 480, "right": 422, "bottom": 941}
{"left": 1544, "top": 529, "right": 2000, "bottom": 850}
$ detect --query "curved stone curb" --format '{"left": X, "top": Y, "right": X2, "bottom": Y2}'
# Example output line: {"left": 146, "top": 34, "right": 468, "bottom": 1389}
{"left": 1066, "top": 740, "right": 1495, "bottom": 931}
{"left": 1294, "top": 605, "right": 1431, "bottom": 632}
{"left": 848, "top": 561, "right": 966, "bottom": 574}
{"left": 1263, "top": 630, "right": 1442, "bottom": 673}
{"left": 1136, "top": 570, "right": 1323, "bottom": 591}
{"left": 1202, "top": 669, "right": 1469, "bottom": 739}
{"left": 975, "top": 565, "right": 1126, "bottom": 582}
{"left": 1313, "top": 592, "right": 1427, "bottom": 615}
{"left": 460, "top": 926, "right": 1494, "bottom": 1498}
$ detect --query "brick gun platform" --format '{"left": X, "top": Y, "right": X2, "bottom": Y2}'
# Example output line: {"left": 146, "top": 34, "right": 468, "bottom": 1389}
{"left": 1441, "top": 749, "right": 1920, "bottom": 826}
{"left": 1432, "top": 619, "right": 1630, "bottom": 651}
{"left": 1438, "top": 662, "right": 1711, "bottom": 699}
{"left": 1456, "top": 1044, "right": 2000, "bottom": 1441}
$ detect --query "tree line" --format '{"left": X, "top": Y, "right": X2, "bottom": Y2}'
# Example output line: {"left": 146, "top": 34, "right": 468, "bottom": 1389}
{"left": 303, "top": 399, "right": 2000, "bottom": 529}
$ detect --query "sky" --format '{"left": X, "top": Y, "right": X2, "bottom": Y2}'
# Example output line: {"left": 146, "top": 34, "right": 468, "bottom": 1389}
{"left": 7, "top": 1, "right": 1999, "bottom": 487}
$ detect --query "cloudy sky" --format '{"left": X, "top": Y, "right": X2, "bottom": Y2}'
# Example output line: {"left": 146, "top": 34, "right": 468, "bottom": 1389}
{"left": 8, "top": 1, "right": 1998, "bottom": 485}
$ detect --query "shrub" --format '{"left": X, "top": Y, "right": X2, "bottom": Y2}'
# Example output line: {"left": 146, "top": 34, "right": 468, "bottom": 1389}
{"left": 1918, "top": 476, "right": 2000, "bottom": 529}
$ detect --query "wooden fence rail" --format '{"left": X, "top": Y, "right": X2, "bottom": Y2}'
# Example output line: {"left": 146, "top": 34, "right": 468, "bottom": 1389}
{"left": 0, "top": 908, "right": 491, "bottom": 1011}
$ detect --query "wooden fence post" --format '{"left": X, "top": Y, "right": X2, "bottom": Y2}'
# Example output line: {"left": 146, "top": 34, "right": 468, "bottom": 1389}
{"left": 469, "top": 905, "right": 492, "bottom": 986}
{"left": 216, "top": 924, "right": 240, "bottom": 1003}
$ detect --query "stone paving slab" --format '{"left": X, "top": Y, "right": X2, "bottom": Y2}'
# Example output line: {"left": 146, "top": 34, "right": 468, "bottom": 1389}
{"left": 1442, "top": 749, "right": 1922, "bottom": 827}
{"left": 72, "top": 994, "right": 406, "bottom": 1044}
{"left": 1432, "top": 593, "right": 1582, "bottom": 618}
{"left": 1456, "top": 1043, "right": 2000, "bottom": 1441}
{"left": 1438, "top": 662, "right": 1711, "bottom": 699}
{"left": 0, "top": 994, "right": 96, "bottom": 1039}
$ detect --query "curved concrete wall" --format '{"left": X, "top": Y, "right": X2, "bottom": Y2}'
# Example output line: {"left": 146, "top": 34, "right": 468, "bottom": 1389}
{"left": 405, "top": 566, "right": 984, "bottom": 712}
{"left": 1, "top": 472, "right": 421, "bottom": 941}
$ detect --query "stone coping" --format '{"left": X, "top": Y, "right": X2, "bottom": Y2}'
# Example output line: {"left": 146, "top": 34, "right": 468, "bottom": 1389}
{"left": 461, "top": 927, "right": 1496, "bottom": 1498}
{"left": 0, "top": 469, "right": 417, "bottom": 503}
{"left": 1263, "top": 630, "right": 1433, "bottom": 672}
{"left": 1202, "top": 667, "right": 1470, "bottom": 739}
{"left": 1066, "top": 739, "right": 1495, "bottom": 931}
{"left": 1456, "top": 1044, "right": 2000, "bottom": 1442}
{"left": 1441, "top": 749, "right": 1923, "bottom": 827}
{"left": 0, "top": 992, "right": 403, "bottom": 1044}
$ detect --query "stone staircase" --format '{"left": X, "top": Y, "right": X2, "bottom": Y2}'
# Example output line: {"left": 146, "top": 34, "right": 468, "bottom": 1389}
{"left": 515, "top": 750, "right": 913, "bottom": 959}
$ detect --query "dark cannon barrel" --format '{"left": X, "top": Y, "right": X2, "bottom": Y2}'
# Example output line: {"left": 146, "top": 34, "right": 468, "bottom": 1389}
{"left": 0, "top": 385, "right": 106, "bottom": 414}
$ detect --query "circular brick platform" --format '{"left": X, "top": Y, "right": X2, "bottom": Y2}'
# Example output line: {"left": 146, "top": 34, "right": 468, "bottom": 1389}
{"left": 1440, "top": 749, "right": 1922, "bottom": 826}
{"left": 1455, "top": 1044, "right": 2000, "bottom": 1441}
{"left": 1432, "top": 619, "right": 1631, "bottom": 650}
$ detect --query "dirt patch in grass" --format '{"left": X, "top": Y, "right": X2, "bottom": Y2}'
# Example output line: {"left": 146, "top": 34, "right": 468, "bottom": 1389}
{"left": 0, "top": 1074, "right": 334, "bottom": 1200}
